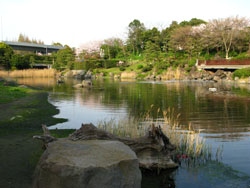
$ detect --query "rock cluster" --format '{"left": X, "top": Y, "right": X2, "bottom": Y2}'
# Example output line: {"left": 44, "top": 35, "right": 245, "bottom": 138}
{"left": 63, "top": 70, "right": 93, "bottom": 79}
{"left": 73, "top": 80, "right": 93, "bottom": 88}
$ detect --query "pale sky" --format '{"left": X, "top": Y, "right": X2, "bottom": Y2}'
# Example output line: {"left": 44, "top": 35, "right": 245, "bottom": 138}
{"left": 0, "top": 0, "right": 250, "bottom": 48}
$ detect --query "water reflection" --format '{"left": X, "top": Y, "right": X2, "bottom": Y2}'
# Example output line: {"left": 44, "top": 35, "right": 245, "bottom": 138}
{"left": 15, "top": 78, "right": 250, "bottom": 177}
{"left": 15, "top": 78, "right": 250, "bottom": 140}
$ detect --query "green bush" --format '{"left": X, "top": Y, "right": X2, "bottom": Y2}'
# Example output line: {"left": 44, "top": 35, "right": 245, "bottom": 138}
{"left": 185, "top": 67, "right": 192, "bottom": 72}
{"left": 233, "top": 68, "right": 250, "bottom": 78}
{"left": 136, "top": 73, "right": 147, "bottom": 79}
{"left": 73, "top": 61, "right": 85, "bottom": 70}
{"left": 83, "top": 59, "right": 118, "bottom": 70}
{"left": 137, "top": 64, "right": 143, "bottom": 69}
{"left": 11, "top": 54, "right": 31, "bottom": 69}
{"left": 142, "top": 64, "right": 153, "bottom": 72}
{"left": 155, "top": 61, "right": 169, "bottom": 70}
{"left": 119, "top": 66, "right": 126, "bottom": 71}
{"left": 104, "top": 60, "right": 117, "bottom": 68}
{"left": 231, "top": 53, "right": 250, "bottom": 60}
{"left": 188, "top": 58, "right": 196, "bottom": 67}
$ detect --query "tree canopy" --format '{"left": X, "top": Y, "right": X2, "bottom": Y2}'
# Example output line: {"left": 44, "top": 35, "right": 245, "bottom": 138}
{"left": 0, "top": 42, "right": 14, "bottom": 69}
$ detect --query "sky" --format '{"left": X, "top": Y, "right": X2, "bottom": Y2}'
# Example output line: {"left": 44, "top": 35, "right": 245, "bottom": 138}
{"left": 0, "top": 0, "right": 250, "bottom": 48}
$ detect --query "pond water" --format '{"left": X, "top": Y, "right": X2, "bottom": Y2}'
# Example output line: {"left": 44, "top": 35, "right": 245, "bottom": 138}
{"left": 16, "top": 77, "right": 250, "bottom": 188}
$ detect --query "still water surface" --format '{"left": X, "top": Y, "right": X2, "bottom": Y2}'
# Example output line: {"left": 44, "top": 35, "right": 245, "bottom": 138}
{"left": 16, "top": 78, "right": 250, "bottom": 188}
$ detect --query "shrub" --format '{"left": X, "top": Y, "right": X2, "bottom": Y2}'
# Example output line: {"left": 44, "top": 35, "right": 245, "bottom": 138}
{"left": 231, "top": 53, "right": 250, "bottom": 60}
{"left": 104, "top": 60, "right": 117, "bottom": 68}
{"left": 137, "top": 64, "right": 143, "bottom": 69}
{"left": 136, "top": 73, "right": 147, "bottom": 79}
{"left": 119, "top": 66, "right": 126, "bottom": 71}
{"left": 185, "top": 67, "right": 192, "bottom": 72}
{"left": 142, "top": 64, "right": 153, "bottom": 72}
{"left": 233, "top": 68, "right": 250, "bottom": 78}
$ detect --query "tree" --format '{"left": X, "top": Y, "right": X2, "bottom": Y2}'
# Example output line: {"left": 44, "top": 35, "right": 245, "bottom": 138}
{"left": 170, "top": 26, "right": 194, "bottom": 57}
{"left": 188, "top": 18, "right": 207, "bottom": 26}
{"left": 0, "top": 42, "right": 14, "bottom": 69}
{"left": 52, "top": 42, "right": 63, "bottom": 46}
{"left": 205, "top": 16, "right": 250, "bottom": 59}
{"left": 144, "top": 41, "right": 161, "bottom": 64}
{"left": 18, "top": 33, "right": 31, "bottom": 43}
{"left": 11, "top": 54, "right": 31, "bottom": 69}
{"left": 142, "top": 27, "right": 161, "bottom": 48}
{"left": 55, "top": 46, "right": 75, "bottom": 70}
{"left": 100, "top": 38, "right": 124, "bottom": 59}
{"left": 127, "top": 19, "right": 146, "bottom": 55}
{"left": 161, "top": 21, "right": 179, "bottom": 53}
{"left": 18, "top": 33, "right": 44, "bottom": 44}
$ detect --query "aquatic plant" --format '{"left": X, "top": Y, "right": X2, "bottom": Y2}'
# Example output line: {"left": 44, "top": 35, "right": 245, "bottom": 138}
{"left": 97, "top": 106, "right": 223, "bottom": 164}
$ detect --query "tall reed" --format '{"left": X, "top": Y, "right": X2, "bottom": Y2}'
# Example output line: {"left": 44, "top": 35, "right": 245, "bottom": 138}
{"left": 0, "top": 69, "right": 57, "bottom": 78}
{"left": 98, "top": 106, "right": 223, "bottom": 163}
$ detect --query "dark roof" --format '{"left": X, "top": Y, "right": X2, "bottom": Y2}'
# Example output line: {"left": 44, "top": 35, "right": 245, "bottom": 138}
{"left": 3, "top": 41, "right": 65, "bottom": 50}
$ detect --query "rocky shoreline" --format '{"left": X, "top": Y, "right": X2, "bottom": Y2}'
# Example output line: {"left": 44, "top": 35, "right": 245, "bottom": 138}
{"left": 61, "top": 67, "right": 250, "bottom": 84}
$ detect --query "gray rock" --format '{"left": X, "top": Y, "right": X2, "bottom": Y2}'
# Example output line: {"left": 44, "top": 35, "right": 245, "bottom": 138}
{"left": 190, "top": 68, "right": 202, "bottom": 80}
{"left": 235, "top": 77, "right": 239, "bottom": 81}
{"left": 33, "top": 139, "right": 141, "bottom": 188}
{"left": 214, "top": 70, "right": 226, "bottom": 79}
{"left": 73, "top": 84, "right": 83, "bottom": 88}
{"left": 156, "top": 75, "right": 161, "bottom": 80}
{"left": 150, "top": 75, "right": 156, "bottom": 80}
{"left": 64, "top": 71, "right": 73, "bottom": 77}
{"left": 114, "top": 74, "right": 120, "bottom": 79}
{"left": 85, "top": 70, "right": 93, "bottom": 79}
{"left": 213, "top": 76, "right": 221, "bottom": 82}
{"left": 72, "top": 70, "right": 86, "bottom": 79}
{"left": 82, "top": 80, "right": 92, "bottom": 88}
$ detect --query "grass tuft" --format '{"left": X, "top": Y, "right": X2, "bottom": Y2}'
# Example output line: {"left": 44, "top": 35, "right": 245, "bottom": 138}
{"left": 98, "top": 106, "right": 223, "bottom": 165}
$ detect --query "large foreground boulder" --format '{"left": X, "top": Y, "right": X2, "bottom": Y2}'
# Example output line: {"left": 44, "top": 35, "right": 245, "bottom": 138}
{"left": 33, "top": 139, "right": 141, "bottom": 188}
{"left": 70, "top": 124, "right": 178, "bottom": 170}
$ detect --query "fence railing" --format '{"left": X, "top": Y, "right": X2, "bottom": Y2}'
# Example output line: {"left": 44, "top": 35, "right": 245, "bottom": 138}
{"left": 198, "top": 59, "right": 250, "bottom": 66}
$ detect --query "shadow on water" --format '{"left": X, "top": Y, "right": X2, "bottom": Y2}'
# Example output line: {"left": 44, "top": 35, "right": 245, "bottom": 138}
{"left": 175, "top": 160, "right": 250, "bottom": 188}
{"left": 142, "top": 160, "right": 250, "bottom": 188}
{"left": 141, "top": 169, "right": 176, "bottom": 188}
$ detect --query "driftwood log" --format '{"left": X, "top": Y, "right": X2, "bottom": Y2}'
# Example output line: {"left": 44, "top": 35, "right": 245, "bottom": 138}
{"left": 33, "top": 124, "right": 57, "bottom": 148}
{"left": 34, "top": 123, "right": 178, "bottom": 170}
{"left": 69, "top": 123, "right": 178, "bottom": 170}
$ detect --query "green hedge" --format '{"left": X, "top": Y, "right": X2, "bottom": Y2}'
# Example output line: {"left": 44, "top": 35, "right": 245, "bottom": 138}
{"left": 80, "top": 59, "right": 119, "bottom": 70}
{"left": 233, "top": 68, "right": 250, "bottom": 78}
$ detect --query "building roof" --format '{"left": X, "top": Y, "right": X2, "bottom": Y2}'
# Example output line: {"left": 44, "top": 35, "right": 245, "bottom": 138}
{"left": 3, "top": 41, "right": 65, "bottom": 50}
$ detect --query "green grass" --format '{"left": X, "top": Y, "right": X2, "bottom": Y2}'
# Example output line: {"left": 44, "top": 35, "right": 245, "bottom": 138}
{"left": 0, "top": 82, "right": 33, "bottom": 103}
{"left": 50, "top": 129, "right": 75, "bottom": 138}
{"left": 0, "top": 82, "right": 67, "bottom": 188}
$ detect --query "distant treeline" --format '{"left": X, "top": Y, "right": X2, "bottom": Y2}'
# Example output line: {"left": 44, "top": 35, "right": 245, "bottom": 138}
{"left": 73, "top": 16, "right": 250, "bottom": 72}
{"left": 1, "top": 16, "right": 250, "bottom": 71}
{"left": 17, "top": 33, "right": 44, "bottom": 44}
